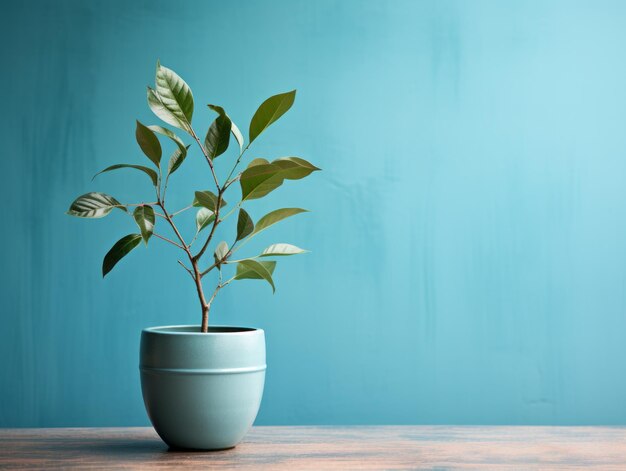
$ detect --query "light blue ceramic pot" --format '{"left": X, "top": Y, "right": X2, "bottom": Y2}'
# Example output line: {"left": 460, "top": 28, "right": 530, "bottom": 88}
{"left": 140, "top": 325, "right": 266, "bottom": 450}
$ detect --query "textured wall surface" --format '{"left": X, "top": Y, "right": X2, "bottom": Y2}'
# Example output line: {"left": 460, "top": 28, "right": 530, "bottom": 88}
{"left": 2, "top": 0, "right": 626, "bottom": 427}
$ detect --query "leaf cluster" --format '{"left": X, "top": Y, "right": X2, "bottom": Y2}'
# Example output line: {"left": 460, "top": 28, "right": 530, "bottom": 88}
{"left": 67, "top": 60, "right": 319, "bottom": 308}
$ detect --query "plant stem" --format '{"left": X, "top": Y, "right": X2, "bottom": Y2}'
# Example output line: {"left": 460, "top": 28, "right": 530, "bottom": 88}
{"left": 117, "top": 202, "right": 159, "bottom": 209}
{"left": 186, "top": 126, "right": 229, "bottom": 331}
{"left": 207, "top": 269, "right": 223, "bottom": 307}
{"left": 223, "top": 174, "right": 240, "bottom": 191}
{"left": 157, "top": 200, "right": 211, "bottom": 332}
{"left": 162, "top": 173, "right": 171, "bottom": 202}
{"left": 153, "top": 233, "right": 185, "bottom": 250}
{"left": 224, "top": 255, "right": 259, "bottom": 264}
{"left": 177, "top": 260, "right": 194, "bottom": 278}
{"left": 229, "top": 235, "right": 253, "bottom": 256}
{"left": 224, "top": 144, "right": 250, "bottom": 185}
{"left": 200, "top": 263, "right": 216, "bottom": 277}
{"left": 157, "top": 202, "right": 189, "bottom": 251}
{"left": 217, "top": 202, "right": 242, "bottom": 225}
{"left": 159, "top": 125, "right": 250, "bottom": 331}
{"left": 171, "top": 204, "right": 193, "bottom": 217}
{"left": 193, "top": 190, "right": 222, "bottom": 262}
{"left": 193, "top": 258, "right": 210, "bottom": 333}
{"left": 199, "top": 234, "right": 237, "bottom": 277}
{"left": 189, "top": 128, "right": 220, "bottom": 190}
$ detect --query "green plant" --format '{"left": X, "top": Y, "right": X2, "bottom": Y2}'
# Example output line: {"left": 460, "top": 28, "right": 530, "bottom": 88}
{"left": 67, "top": 61, "right": 319, "bottom": 332}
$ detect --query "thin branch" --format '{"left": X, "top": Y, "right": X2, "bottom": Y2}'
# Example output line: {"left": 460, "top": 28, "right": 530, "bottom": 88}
{"left": 200, "top": 263, "right": 216, "bottom": 277}
{"left": 162, "top": 172, "right": 171, "bottom": 203}
{"left": 115, "top": 202, "right": 159, "bottom": 209}
{"left": 194, "top": 145, "right": 249, "bottom": 269}
{"left": 224, "top": 255, "right": 259, "bottom": 264}
{"left": 207, "top": 269, "right": 224, "bottom": 308}
{"left": 158, "top": 193, "right": 212, "bottom": 331}
{"left": 229, "top": 234, "right": 255, "bottom": 256}
{"left": 188, "top": 230, "right": 200, "bottom": 249}
{"left": 208, "top": 275, "right": 235, "bottom": 307}
{"left": 218, "top": 202, "right": 241, "bottom": 225}
{"left": 177, "top": 260, "right": 194, "bottom": 278}
{"left": 184, "top": 124, "right": 225, "bottom": 266}
{"left": 200, "top": 235, "right": 238, "bottom": 277}
{"left": 157, "top": 202, "right": 190, "bottom": 252}
{"left": 224, "top": 144, "right": 250, "bottom": 186}
{"left": 223, "top": 174, "right": 241, "bottom": 191}
{"left": 153, "top": 232, "right": 185, "bottom": 250}
{"left": 207, "top": 286, "right": 221, "bottom": 309}
{"left": 156, "top": 166, "right": 163, "bottom": 202}
{"left": 193, "top": 190, "right": 222, "bottom": 262}
{"left": 171, "top": 204, "right": 193, "bottom": 217}
{"left": 189, "top": 128, "right": 220, "bottom": 189}
{"left": 157, "top": 122, "right": 245, "bottom": 331}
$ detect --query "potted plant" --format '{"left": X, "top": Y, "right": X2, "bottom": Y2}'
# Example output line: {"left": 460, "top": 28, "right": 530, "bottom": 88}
{"left": 67, "top": 61, "right": 319, "bottom": 450}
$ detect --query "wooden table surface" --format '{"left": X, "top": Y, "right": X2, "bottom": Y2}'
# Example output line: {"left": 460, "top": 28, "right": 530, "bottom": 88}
{"left": 1, "top": 426, "right": 625, "bottom": 470}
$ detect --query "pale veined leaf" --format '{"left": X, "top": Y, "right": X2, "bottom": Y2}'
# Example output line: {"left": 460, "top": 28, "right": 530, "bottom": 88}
{"left": 67, "top": 192, "right": 127, "bottom": 218}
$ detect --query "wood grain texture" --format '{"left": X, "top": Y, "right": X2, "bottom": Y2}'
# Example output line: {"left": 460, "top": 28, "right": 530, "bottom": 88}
{"left": 1, "top": 426, "right": 625, "bottom": 469}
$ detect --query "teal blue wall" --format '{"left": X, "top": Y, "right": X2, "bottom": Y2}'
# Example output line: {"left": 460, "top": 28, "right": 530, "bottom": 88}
{"left": 2, "top": 0, "right": 626, "bottom": 426}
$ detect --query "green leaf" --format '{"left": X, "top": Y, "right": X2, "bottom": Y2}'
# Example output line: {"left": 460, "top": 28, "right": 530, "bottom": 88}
{"left": 155, "top": 61, "right": 194, "bottom": 123}
{"left": 239, "top": 158, "right": 318, "bottom": 200}
{"left": 252, "top": 208, "right": 308, "bottom": 236}
{"left": 231, "top": 121, "right": 244, "bottom": 153}
{"left": 249, "top": 90, "right": 296, "bottom": 143}
{"left": 192, "top": 191, "right": 227, "bottom": 211}
{"left": 148, "top": 125, "right": 187, "bottom": 154}
{"left": 196, "top": 208, "right": 215, "bottom": 233}
{"left": 272, "top": 157, "right": 321, "bottom": 180}
{"left": 214, "top": 241, "right": 229, "bottom": 265}
{"left": 234, "top": 259, "right": 276, "bottom": 292}
{"left": 66, "top": 192, "right": 127, "bottom": 218}
{"left": 205, "top": 105, "right": 231, "bottom": 159}
{"left": 102, "top": 234, "right": 142, "bottom": 277}
{"left": 260, "top": 243, "right": 307, "bottom": 257}
{"left": 133, "top": 206, "right": 155, "bottom": 244}
{"left": 247, "top": 158, "right": 270, "bottom": 168}
{"left": 146, "top": 125, "right": 190, "bottom": 176}
{"left": 240, "top": 163, "right": 284, "bottom": 201}
{"left": 167, "top": 144, "right": 191, "bottom": 176}
{"left": 236, "top": 208, "right": 254, "bottom": 241}
{"left": 148, "top": 88, "right": 178, "bottom": 131}
{"left": 135, "top": 120, "right": 162, "bottom": 167}
{"left": 147, "top": 61, "right": 194, "bottom": 133}
{"left": 207, "top": 104, "right": 244, "bottom": 153}
{"left": 235, "top": 260, "right": 276, "bottom": 279}
{"left": 92, "top": 164, "right": 158, "bottom": 187}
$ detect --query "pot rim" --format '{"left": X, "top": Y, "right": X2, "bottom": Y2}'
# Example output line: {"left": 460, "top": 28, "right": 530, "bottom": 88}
{"left": 143, "top": 325, "right": 264, "bottom": 336}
